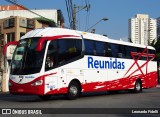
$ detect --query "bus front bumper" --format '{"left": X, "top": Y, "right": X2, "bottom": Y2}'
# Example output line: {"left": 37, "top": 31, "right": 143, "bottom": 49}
{"left": 9, "top": 79, "right": 44, "bottom": 95}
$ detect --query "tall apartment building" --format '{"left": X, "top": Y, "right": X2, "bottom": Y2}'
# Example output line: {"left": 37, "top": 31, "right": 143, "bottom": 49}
{"left": 129, "top": 14, "right": 157, "bottom": 45}
{"left": 157, "top": 17, "right": 160, "bottom": 38}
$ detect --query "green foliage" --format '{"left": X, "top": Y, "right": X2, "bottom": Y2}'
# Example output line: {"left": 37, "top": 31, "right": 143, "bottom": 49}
{"left": 153, "top": 37, "right": 160, "bottom": 59}
{"left": 156, "top": 53, "right": 160, "bottom": 58}
{"left": 34, "top": 17, "right": 56, "bottom": 27}
{"left": 128, "top": 38, "right": 132, "bottom": 43}
{"left": 150, "top": 39, "right": 155, "bottom": 47}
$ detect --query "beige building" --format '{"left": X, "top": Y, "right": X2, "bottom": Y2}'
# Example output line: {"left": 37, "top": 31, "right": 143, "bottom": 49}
{"left": 0, "top": 5, "right": 65, "bottom": 92}
{"left": 0, "top": 16, "right": 49, "bottom": 66}
{"left": 0, "top": 16, "right": 52, "bottom": 92}
{"left": 0, "top": 16, "right": 43, "bottom": 42}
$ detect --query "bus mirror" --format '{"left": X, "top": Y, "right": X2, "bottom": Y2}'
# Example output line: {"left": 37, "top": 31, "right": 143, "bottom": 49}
{"left": 3, "top": 41, "right": 18, "bottom": 56}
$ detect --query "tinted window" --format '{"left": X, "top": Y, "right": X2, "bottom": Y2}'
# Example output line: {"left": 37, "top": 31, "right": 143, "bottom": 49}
{"left": 58, "top": 39, "right": 82, "bottom": 63}
{"left": 148, "top": 49, "right": 156, "bottom": 61}
{"left": 45, "top": 39, "right": 82, "bottom": 71}
{"left": 119, "top": 45, "right": 126, "bottom": 58}
{"left": 126, "top": 46, "right": 137, "bottom": 59}
{"left": 84, "top": 39, "right": 156, "bottom": 61}
{"left": 110, "top": 44, "right": 119, "bottom": 58}
{"left": 96, "top": 41, "right": 106, "bottom": 56}
{"left": 11, "top": 38, "right": 46, "bottom": 75}
{"left": 84, "top": 39, "right": 95, "bottom": 55}
{"left": 106, "top": 43, "right": 113, "bottom": 57}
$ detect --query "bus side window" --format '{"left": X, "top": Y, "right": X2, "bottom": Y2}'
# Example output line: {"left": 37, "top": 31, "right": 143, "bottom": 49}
{"left": 45, "top": 41, "right": 58, "bottom": 71}
{"left": 96, "top": 41, "right": 105, "bottom": 56}
{"left": 84, "top": 39, "right": 95, "bottom": 55}
{"left": 149, "top": 49, "right": 156, "bottom": 61}
{"left": 110, "top": 44, "right": 119, "bottom": 58}
{"left": 137, "top": 48, "right": 147, "bottom": 60}
{"left": 126, "top": 46, "right": 132, "bottom": 59}
{"left": 118, "top": 45, "right": 126, "bottom": 58}
{"left": 106, "top": 43, "right": 113, "bottom": 57}
{"left": 58, "top": 39, "right": 82, "bottom": 64}
{"left": 126, "top": 46, "right": 137, "bottom": 59}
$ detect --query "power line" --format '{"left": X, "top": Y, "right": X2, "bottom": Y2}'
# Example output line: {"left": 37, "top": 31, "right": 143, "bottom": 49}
{"left": 85, "top": 0, "right": 90, "bottom": 31}
{"left": 65, "top": 0, "right": 71, "bottom": 28}
{"left": 65, "top": 0, "right": 74, "bottom": 29}
{"left": 73, "top": 0, "right": 90, "bottom": 30}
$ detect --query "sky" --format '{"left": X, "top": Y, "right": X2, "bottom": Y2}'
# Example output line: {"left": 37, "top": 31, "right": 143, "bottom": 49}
{"left": 1, "top": 0, "right": 160, "bottom": 41}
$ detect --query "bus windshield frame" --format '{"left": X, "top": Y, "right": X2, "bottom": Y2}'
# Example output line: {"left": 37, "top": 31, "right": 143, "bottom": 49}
{"left": 11, "top": 37, "right": 46, "bottom": 75}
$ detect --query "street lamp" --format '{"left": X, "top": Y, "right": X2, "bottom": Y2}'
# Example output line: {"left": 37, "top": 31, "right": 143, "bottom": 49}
{"left": 85, "top": 17, "right": 108, "bottom": 32}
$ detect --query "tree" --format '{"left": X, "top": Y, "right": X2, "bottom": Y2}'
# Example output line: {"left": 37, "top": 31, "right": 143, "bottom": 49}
{"left": 128, "top": 38, "right": 133, "bottom": 43}
{"left": 151, "top": 37, "right": 160, "bottom": 59}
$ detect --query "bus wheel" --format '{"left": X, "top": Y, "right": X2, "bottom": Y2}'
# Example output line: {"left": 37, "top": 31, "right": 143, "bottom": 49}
{"left": 39, "top": 95, "right": 52, "bottom": 100}
{"left": 133, "top": 80, "right": 142, "bottom": 93}
{"left": 66, "top": 81, "right": 80, "bottom": 100}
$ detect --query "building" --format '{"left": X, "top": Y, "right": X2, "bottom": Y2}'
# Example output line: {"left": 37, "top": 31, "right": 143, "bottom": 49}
{"left": 157, "top": 17, "right": 160, "bottom": 38}
{"left": 0, "top": 5, "right": 25, "bottom": 10}
{"left": 0, "top": 5, "right": 64, "bottom": 92}
{"left": 149, "top": 18, "right": 157, "bottom": 44}
{"left": 129, "top": 14, "right": 157, "bottom": 45}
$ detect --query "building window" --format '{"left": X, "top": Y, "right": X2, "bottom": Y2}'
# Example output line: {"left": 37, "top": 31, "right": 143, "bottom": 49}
{"left": 20, "top": 32, "right": 25, "bottom": 37}
{"left": 6, "top": 32, "right": 15, "bottom": 42}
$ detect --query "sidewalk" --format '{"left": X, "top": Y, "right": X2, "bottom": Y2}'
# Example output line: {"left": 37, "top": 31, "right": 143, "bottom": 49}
{"left": 0, "top": 92, "right": 9, "bottom": 95}
{"left": 156, "top": 84, "right": 160, "bottom": 88}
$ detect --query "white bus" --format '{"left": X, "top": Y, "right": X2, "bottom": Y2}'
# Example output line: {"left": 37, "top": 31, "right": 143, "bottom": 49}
{"left": 4, "top": 27, "right": 158, "bottom": 100}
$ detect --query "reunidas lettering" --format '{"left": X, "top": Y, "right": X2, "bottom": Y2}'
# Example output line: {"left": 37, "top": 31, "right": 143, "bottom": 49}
{"left": 88, "top": 57, "right": 125, "bottom": 69}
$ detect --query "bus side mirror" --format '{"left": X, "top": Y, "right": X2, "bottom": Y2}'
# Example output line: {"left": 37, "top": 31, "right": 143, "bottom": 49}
{"left": 3, "top": 41, "right": 18, "bottom": 64}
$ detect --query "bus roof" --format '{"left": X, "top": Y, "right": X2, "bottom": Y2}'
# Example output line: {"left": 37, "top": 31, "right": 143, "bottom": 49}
{"left": 21, "top": 27, "right": 155, "bottom": 50}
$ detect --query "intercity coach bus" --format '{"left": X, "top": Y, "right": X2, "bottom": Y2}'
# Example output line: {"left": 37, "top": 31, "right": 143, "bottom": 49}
{"left": 3, "top": 27, "right": 158, "bottom": 100}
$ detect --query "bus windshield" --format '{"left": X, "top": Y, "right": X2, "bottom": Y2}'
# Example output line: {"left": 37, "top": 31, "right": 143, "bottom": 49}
{"left": 11, "top": 37, "right": 46, "bottom": 75}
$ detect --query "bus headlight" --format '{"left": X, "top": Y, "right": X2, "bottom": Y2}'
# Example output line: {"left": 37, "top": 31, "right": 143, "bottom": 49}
{"left": 31, "top": 80, "right": 43, "bottom": 86}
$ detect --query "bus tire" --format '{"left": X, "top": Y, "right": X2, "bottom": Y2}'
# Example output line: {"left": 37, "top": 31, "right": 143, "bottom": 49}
{"left": 133, "top": 80, "right": 142, "bottom": 93}
{"left": 66, "top": 81, "right": 80, "bottom": 100}
{"left": 39, "top": 95, "right": 52, "bottom": 100}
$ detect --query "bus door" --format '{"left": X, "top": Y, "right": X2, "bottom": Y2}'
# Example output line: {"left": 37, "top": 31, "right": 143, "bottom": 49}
{"left": 45, "top": 74, "right": 58, "bottom": 94}
{"left": 44, "top": 40, "right": 59, "bottom": 94}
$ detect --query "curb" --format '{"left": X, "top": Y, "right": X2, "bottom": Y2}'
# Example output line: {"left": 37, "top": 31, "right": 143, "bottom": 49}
{"left": 0, "top": 91, "right": 9, "bottom": 94}
{"left": 156, "top": 85, "right": 160, "bottom": 88}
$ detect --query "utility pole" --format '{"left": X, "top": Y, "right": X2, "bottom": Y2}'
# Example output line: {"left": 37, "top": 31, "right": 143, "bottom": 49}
{"left": 73, "top": 4, "right": 90, "bottom": 30}
{"left": 73, "top": 4, "right": 77, "bottom": 30}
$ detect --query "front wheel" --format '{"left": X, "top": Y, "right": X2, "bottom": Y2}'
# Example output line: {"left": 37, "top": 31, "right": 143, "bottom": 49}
{"left": 66, "top": 81, "right": 80, "bottom": 100}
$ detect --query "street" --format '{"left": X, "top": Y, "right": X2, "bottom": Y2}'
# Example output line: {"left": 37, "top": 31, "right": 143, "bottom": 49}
{"left": 0, "top": 86, "right": 160, "bottom": 117}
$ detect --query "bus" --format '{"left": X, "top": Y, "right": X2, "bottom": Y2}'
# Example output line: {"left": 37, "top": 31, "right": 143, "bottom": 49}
{"left": 4, "top": 27, "right": 158, "bottom": 100}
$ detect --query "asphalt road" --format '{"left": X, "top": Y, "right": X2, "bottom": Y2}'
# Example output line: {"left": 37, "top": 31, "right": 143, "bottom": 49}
{"left": 0, "top": 86, "right": 160, "bottom": 117}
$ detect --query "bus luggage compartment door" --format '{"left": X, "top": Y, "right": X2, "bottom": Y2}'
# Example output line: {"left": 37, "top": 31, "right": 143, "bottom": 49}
{"left": 44, "top": 76, "right": 58, "bottom": 94}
